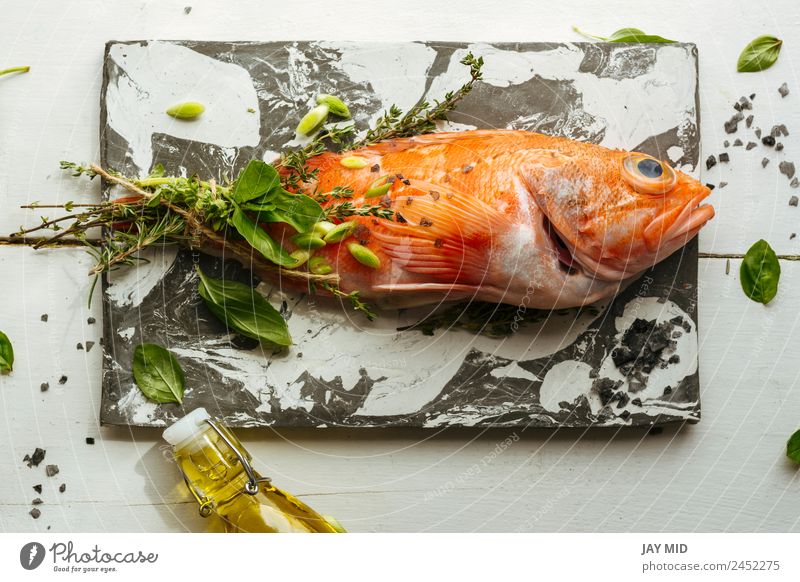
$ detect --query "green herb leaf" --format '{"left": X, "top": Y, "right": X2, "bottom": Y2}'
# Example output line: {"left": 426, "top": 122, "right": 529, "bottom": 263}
{"left": 232, "top": 160, "right": 282, "bottom": 204}
{"left": 0, "top": 331, "right": 14, "bottom": 373}
{"left": 196, "top": 267, "right": 292, "bottom": 346}
{"left": 251, "top": 190, "right": 324, "bottom": 234}
{"left": 737, "top": 35, "right": 783, "bottom": 72}
{"left": 0, "top": 66, "right": 30, "bottom": 77}
{"left": 572, "top": 25, "right": 675, "bottom": 43}
{"left": 740, "top": 239, "right": 781, "bottom": 304}
{"left": 165, "top": 101, "right": 205, "bottom": 120}
{"left": 229, "top": 206, "right": 296, "bottom": 267}
{"left": 132, "top": 343, "right": 185, "bottom": 404}
{"left": 787, "top": 429, "right": 800, "bottom": 464}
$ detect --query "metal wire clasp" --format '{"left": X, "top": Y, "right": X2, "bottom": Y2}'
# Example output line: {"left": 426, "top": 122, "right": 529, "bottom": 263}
{"left": 204, "top": 418, "right": 271, "bottom": 496}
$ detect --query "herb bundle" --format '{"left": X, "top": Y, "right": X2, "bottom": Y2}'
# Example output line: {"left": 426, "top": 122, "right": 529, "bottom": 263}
{"left": 15, "top": 53, "right": 485, "bottom": 334}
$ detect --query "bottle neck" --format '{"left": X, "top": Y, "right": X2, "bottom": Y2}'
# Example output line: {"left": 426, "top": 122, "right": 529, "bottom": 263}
{"left": 173, "top": 425, "right": 256, "bottom": 514}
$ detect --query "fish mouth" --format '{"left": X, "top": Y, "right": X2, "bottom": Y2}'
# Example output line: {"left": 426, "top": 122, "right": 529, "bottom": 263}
{"left": 544, "top": 215, "right": 579, "bottom": 274}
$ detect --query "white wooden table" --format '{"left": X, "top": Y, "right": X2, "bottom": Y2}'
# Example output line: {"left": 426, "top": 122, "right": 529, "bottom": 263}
{"left": 2, "top": 0, "right": 800, "bottom": 532}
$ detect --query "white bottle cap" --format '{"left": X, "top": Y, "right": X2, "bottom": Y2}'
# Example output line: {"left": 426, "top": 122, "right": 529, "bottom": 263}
{"left": 162, "top": 407, "right": 211, "bottom": 447}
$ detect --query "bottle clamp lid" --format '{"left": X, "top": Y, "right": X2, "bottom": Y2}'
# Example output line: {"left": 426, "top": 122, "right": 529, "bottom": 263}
{"left": 162, "top": 407, "right": 211, "bottom": 447}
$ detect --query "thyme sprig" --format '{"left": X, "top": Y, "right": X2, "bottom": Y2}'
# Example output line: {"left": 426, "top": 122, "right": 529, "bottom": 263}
{"left": 323, "top": 284, "right": 377, "bottom": 321}
{"left": 278, "top": 52, "right": 484, "bottom": 190}
{"left": 324, "top": 202, "right": 394, "bottom": 221}
{"left": 353, "top": 53, "right": 484, "bottom": 148}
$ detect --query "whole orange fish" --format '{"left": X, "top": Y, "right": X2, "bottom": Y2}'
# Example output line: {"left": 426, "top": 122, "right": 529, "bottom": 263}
{"left": 278, "top": 129, "right": 714, "bottom": 309}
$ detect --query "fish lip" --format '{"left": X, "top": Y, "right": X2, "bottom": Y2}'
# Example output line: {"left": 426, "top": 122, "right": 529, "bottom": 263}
{"left": 644, "top": 192, "right": 715, "bottom": 252}
{"left": 664, "top": 194, "right": 715, "bottom": 244}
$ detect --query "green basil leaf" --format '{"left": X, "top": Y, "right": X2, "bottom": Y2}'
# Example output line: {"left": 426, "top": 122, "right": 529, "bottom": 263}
{"left": 251, "top": 190, "right": 325, "bottom": 233}
{"left": 737, "top": 35, "right": 783, "bottom": 73}
{"left": 740, "top": 239, "right": 780, "bottom": 304}
{"left": 196, "top": 267, "right": 292, "bottom": 347}
{"left": 573, "top": 25, "right": 675, "bottom": 43}
{"left": 229, "top": 206, "right": 296, "bottom": 267}
{"left": 0, "top": 331, "right": 14, "bottom": 373}
{"left": 132, "top": 343, "right": 185, "bottom": 404}
{"left": 787, "top": 429, "right": 800, "bottom": 464}
{"left": 232, "top": 160, "right": 282, "bottom": 203}
{"left": 241, "top": 197, "right": 277, "bottom": 212}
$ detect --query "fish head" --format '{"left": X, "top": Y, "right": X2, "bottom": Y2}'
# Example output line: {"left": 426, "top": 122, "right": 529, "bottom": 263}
{"left": 532, "top": 150, "right": 714, "bottom": 281}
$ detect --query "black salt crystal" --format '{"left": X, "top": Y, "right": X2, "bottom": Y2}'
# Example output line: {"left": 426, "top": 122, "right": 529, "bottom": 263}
{"left": 33, "top": 484, "right": 42, "bottom": 493}
{"left": 31, "top": 498, "right": 43, "bottom": 505}
{"left": 724, "top": 112, "right": 744, "bottom": 133}
{"left": 791, "top": 177, "right": 799, "bottom": 188}
{"left": 40, "top": 382, "right": 49, "bottom": 392}
{"left": 779, "top": 82, "right": 789, "bottom": 98}
{"left": 59, "top": 483, "right": 66, "bottom": 493}
{"left": 593, "top": 378, "right": 619, "bottom": 406}
{"left": 719, "top": 152, "right": 730, "bottom": 163}
{"left": 58, "top": 375, "right": 67, "bottom": 385}
{"left": 762, "top": 135, "right": 776, "bottom": 146}
{"left": 791, "top": 233, "right": 797, "bottom": 240}
{"left": 87, "top": 317, "right": 96, "bottom": 324}
{"left": 45, "top": 464, "right": 59, "bottom": 477}
{"left": 24, "top": 448, "right": 46, "bottom": 468}
{"left": 755, "top": 128, "right": 762, "bottom": 138}
{"left": 762, "top": 158, "right": 770, "bottom": 168}
{"left": 619, "top": 410, "right": 631, "bottom": 420}
{"left": 733, "top": 138, "right": 743, "bottom": 146}
{"left": 723, "top": 140, "right": 730, "bottom": 148}
{"left": 789, "top": 196, "right": 798, "bottom": 207}
{"left": 85, "top": 437, "right": 95, "bottom": 445}
{"left": 719, "top": 181, "right": 728, "bottom": 188}
{"left": 706, "top": 183, "right": 715, "bottom": 190}
{"left": 779, "top": 161, "right": 796, "bottom": 179}
{"left": 631, "top": 398, "right": 643, "bottom": 407}
{"left": 776, "top": 143, "right": 784, "bottom": 151}
{"left": 29, "top": 508, "right": 41, "bottom": 519}
{"left": 85, "top": 341, "right": 95, "bottom": 353}
{"left": 40, "top": 314, "right": 48, "bottom": 322}
{"left": 746, "top": 142, "right": 757, "bottom": 150}
{"left": 76, "top": 343, "right": 83, "bottom": 351}
{"left": 746, "top": 115, "right": 754, "bottom": 128}
{"left": 705, "top": 155, "right": 717, "bottom": 170}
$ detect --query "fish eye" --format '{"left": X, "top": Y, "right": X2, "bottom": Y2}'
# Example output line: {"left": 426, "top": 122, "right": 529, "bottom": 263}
{"left": 622, "top": 154, "right": 676, "bottom": 195}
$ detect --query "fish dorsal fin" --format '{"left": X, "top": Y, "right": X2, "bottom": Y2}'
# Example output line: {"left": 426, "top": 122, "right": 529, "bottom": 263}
{"left": 372, "top": 178, "right": 513, "bottom": 286}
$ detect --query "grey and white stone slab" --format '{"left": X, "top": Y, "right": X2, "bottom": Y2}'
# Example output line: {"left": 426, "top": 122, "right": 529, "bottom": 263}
{"left": 99, "top": 40, "right": 701, "bottom": 428}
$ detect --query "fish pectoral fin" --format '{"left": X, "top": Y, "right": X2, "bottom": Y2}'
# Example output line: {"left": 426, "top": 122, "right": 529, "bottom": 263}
{"left": 372, "top": 181, "right": 511, "bottom": 285}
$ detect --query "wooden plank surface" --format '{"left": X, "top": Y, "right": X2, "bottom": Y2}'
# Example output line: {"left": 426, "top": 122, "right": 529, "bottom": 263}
{"left": 2, "top": 0, "right": 800, "bottom": 532}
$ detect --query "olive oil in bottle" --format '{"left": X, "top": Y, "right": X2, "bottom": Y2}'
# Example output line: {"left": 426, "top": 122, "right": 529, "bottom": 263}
{"left": 163, "top": 408, "right": 343, "bottom": 533}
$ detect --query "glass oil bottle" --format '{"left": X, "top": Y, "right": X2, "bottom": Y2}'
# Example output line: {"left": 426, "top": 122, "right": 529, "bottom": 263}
{"left": 163, "top": 407, "right": 343, "bottom": 533}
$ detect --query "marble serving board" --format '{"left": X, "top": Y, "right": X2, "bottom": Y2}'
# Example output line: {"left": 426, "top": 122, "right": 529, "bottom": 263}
{"left": 99, "top": 40, "right": 702, "bottom": 428}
